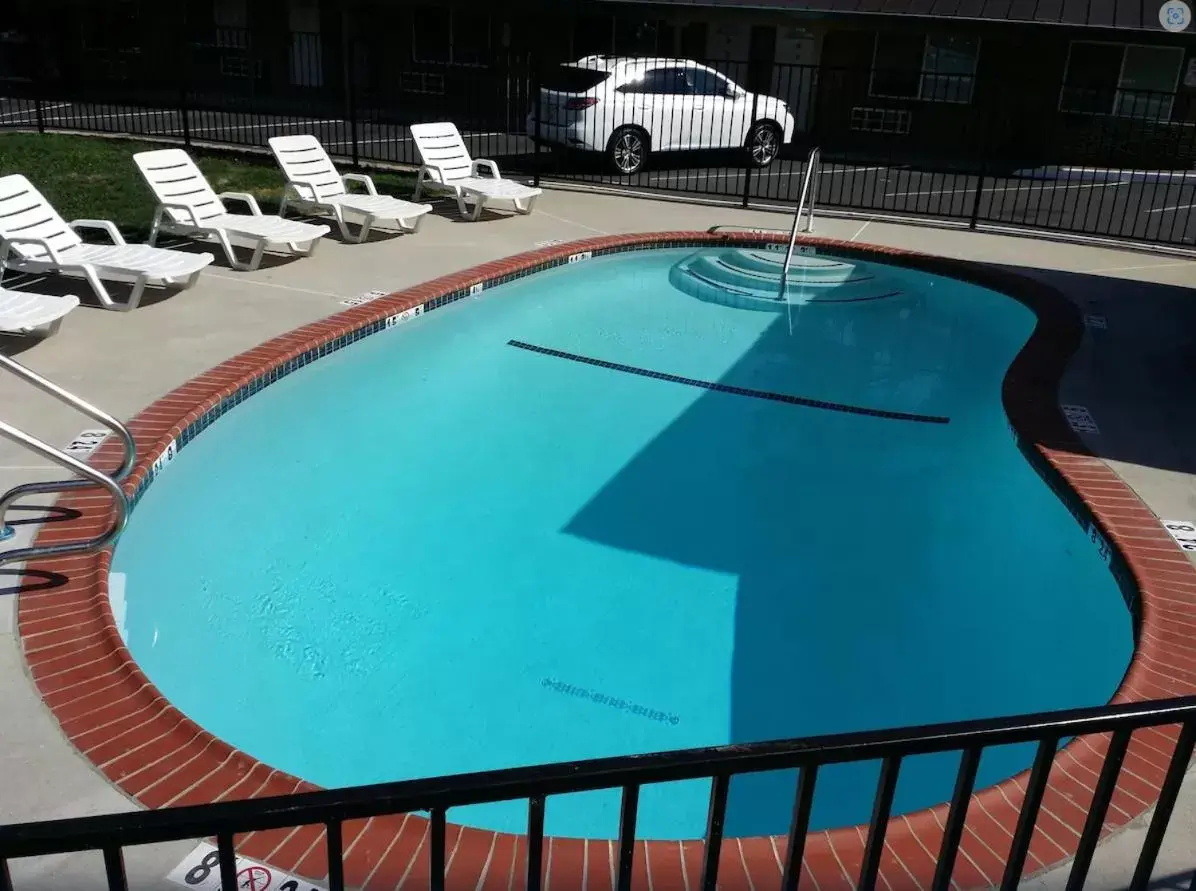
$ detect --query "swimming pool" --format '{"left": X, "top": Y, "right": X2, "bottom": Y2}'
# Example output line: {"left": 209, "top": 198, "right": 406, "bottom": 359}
{"left": 109, "top": 241, "right": 1133, "bottom": 841}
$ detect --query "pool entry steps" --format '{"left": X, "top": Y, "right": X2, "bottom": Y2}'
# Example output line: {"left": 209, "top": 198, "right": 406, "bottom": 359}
{"left": 669, "top": 248, "right": 903, "bottom": 311}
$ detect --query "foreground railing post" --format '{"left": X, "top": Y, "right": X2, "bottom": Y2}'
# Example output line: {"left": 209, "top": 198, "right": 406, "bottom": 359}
{"left": 930, "top": 747, "right": 982, "bottom": 891}
{"left": 216, "top": 834, "right": 238, "bottom": 891}
{"left": 429, "top": 808, "right": 446, "bottom": 891}
{"left": 102, "top": 846, "right": 128, "bottom": 891}
{"left": 780, "top": 765, "right": 818, "bottom": 891}
{"left": 998, "top": 738, "right": 1058, "bottom": 891}
{"left": 526, "top": 796, "right": 546, "bottom": 891}
{"left": 858, "top": 757, "right": 902, "bottom": 891}
{"left": 1065, "top": 729, "right": 1131, "bottom": 891}
{"left": 0, "top": 858, "right": 13, "bottom": 891}
{"left": 615, "top": 785, "right": 640, "bottom": 891}
{"left": 1129, "top": 721, "right": 1196, "bottom": 891}
{"left": 700, "top": 774, "right": 731, "bottom": 891}
{"left": 325, "top": 820, "right": 345, "bottom": 891}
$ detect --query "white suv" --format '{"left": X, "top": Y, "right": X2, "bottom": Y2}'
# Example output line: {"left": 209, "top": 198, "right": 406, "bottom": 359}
{"left": 528, "top": 55, "right": 796, "bottom": 176}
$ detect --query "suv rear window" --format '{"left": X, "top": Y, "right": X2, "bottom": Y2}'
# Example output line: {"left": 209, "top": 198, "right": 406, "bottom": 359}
{"left": 542, "top": 65, "right": 611, "bottom": 93}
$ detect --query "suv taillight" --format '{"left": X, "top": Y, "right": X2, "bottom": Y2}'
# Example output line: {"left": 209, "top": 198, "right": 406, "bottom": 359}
{"left": 565, "top": 97, "right": 600, "bottom": 111}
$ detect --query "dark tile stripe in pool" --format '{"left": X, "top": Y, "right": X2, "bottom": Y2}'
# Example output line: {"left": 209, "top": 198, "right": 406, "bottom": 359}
{"left": 507, "top": 339, "right": 951, "bottom": 425}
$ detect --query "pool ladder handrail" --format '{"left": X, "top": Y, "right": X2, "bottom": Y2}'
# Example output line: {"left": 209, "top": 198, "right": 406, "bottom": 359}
{"left": 779, "top": 146, "right": 821, "bottom": 299}
{"left": 0, "top": 353, "right": 134, "bottom": 568}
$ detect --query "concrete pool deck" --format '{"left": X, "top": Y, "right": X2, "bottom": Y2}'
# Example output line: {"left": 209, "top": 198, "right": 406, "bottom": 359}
{"left": 0, "top": 188, "right": 1194, "bottom": 890}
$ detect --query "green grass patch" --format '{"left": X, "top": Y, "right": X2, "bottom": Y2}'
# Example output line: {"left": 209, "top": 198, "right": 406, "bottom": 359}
{"left": 0, "top": 132, "right": 417, "bottom": 240}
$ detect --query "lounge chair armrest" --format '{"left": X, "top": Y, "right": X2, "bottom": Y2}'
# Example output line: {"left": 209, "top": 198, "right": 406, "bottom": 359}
{"left": 69, "top": 219, "right": 127, "bottom": 245}
{"left": 218, "top": 192, "right": 263, "bottom": 216}
{"left": 284, "top": 178, "right": 327, "bottom": 202}
{"left": 418, "top": 163, "right": 452, "bottom": 186}
{"left": 341, "top": 172, "right": 379, "bottom": 195}
{"left": 471, "top": 159, "right": 501, "bottom": 179}
{"left": 0, "top": 235, "right": 63, "bottom": 265}
{"left": 154, "top": 202, "right": 204, "bottom": 228}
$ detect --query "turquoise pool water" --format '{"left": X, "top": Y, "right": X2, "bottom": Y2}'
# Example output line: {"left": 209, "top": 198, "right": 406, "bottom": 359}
{"left": 111, "top": 247, "right": 1133, "bottom": 840}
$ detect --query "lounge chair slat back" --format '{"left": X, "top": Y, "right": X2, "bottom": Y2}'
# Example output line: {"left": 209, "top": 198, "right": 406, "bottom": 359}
{"left": 133, "top": 149, "right": 227, "bottom": 225}
{"left": 0, "top": 174, "right": 83, "bottom": 259}
{"left": 268, "top": 135, "right": 346, "bottom": 201}
{"left": 409, "top": 123, "right": 474, "bottom": 184}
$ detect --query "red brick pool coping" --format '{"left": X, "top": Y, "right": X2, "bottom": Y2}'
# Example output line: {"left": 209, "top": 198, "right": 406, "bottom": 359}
{"left": 15, "top": 231, "right": 1196, "bottom": 891}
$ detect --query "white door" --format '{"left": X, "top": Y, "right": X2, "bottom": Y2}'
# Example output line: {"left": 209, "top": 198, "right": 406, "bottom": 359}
{"left": 773, "top": 26, "right": 817, "bottom": 133}
{"left": 288, "top": 0, "right": 323, "bottom": 88}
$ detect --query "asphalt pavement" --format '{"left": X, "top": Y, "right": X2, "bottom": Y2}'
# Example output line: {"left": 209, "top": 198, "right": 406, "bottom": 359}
{"left": 565, "top": 159, "right": 1196, "bottom": 246}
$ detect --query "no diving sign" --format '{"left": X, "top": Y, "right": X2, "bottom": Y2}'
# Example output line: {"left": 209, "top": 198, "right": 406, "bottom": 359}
{"left": 166, "top": 842, "right": 325, "bottom": 891}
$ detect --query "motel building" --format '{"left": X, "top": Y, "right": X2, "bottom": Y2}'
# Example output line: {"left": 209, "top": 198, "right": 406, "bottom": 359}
{"left": 2, "top": 0, "right": 1193, "bottom": 166}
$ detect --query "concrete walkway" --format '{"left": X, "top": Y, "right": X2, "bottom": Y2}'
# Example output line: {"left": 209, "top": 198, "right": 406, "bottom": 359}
{"left": 1, "top": 188, "right": 1193, "bottom": 890}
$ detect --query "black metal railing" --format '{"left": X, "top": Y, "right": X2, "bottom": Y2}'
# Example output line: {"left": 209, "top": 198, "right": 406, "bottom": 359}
{"left": 1, "top": 25, "right": 1195, "bottom": 248}
{"left": 2, "top": 697, "right": 1195, "bottom": 891}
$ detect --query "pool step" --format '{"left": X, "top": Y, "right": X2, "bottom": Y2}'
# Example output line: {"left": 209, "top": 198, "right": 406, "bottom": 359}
{"left": 669, "top": 249, "right": 903, "bottom": 312}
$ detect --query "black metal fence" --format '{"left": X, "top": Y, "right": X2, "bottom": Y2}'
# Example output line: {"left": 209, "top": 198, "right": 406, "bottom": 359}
{"left": 2, "top": 697, "right": 1195, "bottom": 891}
{"left": 2, "top": 27, "right": 1195, "bottom": 249}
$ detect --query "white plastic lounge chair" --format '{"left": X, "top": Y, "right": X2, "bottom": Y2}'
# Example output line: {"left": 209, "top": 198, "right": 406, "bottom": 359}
{"left": 133, "top": 148, "right": 330, "bottom": 271}
{"left": 409, "top": 122, "right": 542, "bottom": 221}
{"left": 0, "top": 174, "right": 213, "bottom": 312}
{"left": 268, "top": 135, "right": 433, "bottom": 243}
{"left": 0, "top": 287, "right": 79, "bottom": 336}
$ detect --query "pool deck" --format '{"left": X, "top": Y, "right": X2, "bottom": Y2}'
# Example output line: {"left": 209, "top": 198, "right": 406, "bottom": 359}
{"left": 1, "top": 188, "right": 1194, "bottom": 891}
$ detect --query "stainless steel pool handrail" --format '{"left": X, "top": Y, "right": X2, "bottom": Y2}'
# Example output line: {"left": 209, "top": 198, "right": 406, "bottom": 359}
{"left": 0, "top": 353, "right": 133, "bottom": 566}
{"left": 779, "top": 146, "right": 821, "bottom": 298}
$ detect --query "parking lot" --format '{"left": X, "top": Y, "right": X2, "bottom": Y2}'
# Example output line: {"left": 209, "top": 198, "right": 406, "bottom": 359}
{"left": 3, "top": 98, "right": 1193, "bottom": 245}
{"left": 572, "top": 159, "right": 1196, "bottom": 245}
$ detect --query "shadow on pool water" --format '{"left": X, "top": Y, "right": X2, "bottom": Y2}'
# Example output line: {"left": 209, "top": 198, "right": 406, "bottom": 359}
{"left": 560, "top": 290, "right": 1110, "bottom": 837}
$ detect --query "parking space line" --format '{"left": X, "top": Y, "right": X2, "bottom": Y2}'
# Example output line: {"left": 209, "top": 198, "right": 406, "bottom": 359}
{"left": 326, "top": 137, "right": 411, "bottom": 147}
{"left": 0, "top": 102, "right": 69, "bottom": 120}
{"left": 1089, "top": 260, "right": 1195, "bottom": 273}
{"left": 1146, "top": 203, "right": 1196, "bottom": 215}
{"left": 188, "top": 120, "right": 339, "bottom": 134}
{"left": 822, "top": 166, "right": 888, "bottom": 174}
{"left": 325, "top": 131, "right": 506, "bottom": 148}
{"left": 644, "top": 165, "right": 888, "bottom": 185}
{"left": 38, "top": 110, "right": 179, "bottom": 124}
{"left": 646, "top": 169, "right": 787, "bottom": 183}
{"left": 885, "top": 181, "right": 1126, "bottom": 199}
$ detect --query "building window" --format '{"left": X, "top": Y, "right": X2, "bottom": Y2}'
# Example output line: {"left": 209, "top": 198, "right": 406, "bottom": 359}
{"left": 869, "top": 33, "right": 980, "bottom": 104}
{"left": 412, "top": 8, "right": 490, "bottom": 66}
{"left": 1059, "top": 41, "right": 1184, "bottom": 120}
{"left": 214, "top": 0, "right": 249, "bottom": 49}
